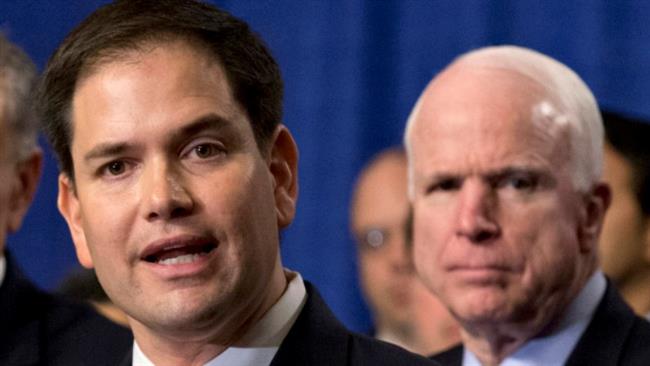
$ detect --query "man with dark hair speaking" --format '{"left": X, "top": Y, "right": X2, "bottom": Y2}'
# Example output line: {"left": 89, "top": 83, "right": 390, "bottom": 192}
{"left": 38, "top": 1, "right": 436, "bottom": 365}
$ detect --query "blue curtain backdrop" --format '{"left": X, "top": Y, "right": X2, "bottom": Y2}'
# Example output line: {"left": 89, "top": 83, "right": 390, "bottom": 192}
{"left": 2, "top": 0, "right": 649, "bottom": 333}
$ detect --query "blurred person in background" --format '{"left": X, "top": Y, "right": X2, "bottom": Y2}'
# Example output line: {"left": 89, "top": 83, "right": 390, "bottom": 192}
{"left": 58, "top": 267, "right": 129, "bottom": 326}
{"left": 0, "top": 32, "right": 130, "bottom": 365}
{"left": 351, "top": 147, "right": 460, "bottom": 355}
{"left": 599, "top": 110, "right": 650, "bottom": 319}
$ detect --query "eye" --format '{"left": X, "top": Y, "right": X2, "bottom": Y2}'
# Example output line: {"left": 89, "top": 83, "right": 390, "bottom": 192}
{"left": 358, "top": 228, "right": 388, "bottom": 251}
{"left": 194, "top": 143, "right": 219, "bottom": 158}
{"left": 182, "top": 141, "right": 225, "bottom": 160}
{"left": 426, "top": 178, "right": 461, "bottom": 194}
{"left": 497, "top": 173, "right": 539, "bottom": 192}
{"left": 104, "top": 160, "right": 127, "bottom": 176}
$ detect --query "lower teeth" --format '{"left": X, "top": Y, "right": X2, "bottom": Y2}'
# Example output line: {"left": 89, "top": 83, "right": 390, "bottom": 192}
{"left": 158, "top": 253, "right": 200, "bottom": 265}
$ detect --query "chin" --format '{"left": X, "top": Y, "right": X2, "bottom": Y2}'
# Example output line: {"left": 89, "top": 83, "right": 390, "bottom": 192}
{"left": 449, "top": 291, "right": 513, "bottom": 322}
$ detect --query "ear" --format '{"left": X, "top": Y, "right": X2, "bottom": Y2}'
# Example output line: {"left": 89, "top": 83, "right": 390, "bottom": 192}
{"left": 58, "top": 173, "right": 94, "bottom": 268}
{"left": 267, "top": 125, "right": 299, "bottom": 228}
{"left": 7, "top": 149, "right": 43, "bottom": 233}
{"left": 578, "top": 182, "right": 612, "bottom": 253}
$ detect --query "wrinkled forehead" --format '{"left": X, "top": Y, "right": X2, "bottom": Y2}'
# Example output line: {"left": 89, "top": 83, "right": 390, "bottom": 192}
{"left": 404, "top": 65, "right": 576, "bottom": 187}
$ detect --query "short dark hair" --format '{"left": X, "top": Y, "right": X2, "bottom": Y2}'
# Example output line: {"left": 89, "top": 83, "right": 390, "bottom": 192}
{"left": 602, "top": 110, "right": 650, "bottom": 215}
{"left": 38, "top": 0, "right": 283, "bottom": 179}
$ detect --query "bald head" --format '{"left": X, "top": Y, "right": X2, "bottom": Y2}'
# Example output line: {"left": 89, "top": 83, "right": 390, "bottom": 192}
{"left": 403, "top": 46, "right": 611, "bottom": 361}
{"left": 405, "top": 46, "right": 603, "bottom": 195}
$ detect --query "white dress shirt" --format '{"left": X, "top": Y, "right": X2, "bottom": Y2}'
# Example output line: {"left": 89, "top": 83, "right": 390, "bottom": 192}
{"left": 133, "top": 270, "right": 307, "bottom": 366}
{"left": 462, "top": 271, "right": 607, "bottom": 366}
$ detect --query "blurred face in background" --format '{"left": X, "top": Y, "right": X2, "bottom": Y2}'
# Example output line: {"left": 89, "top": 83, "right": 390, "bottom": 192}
{"left": 352, "top": 151, "right": 459, "bottom": 354}
{"left": 599, "top": 143, "right": 650, "bottom": 288}
{"left": 0, "top": 97, "right": 14, "bottom": 251}
{"left": 0, "top": 85, "right": 41, "bottom": 252}
{"left": 352, "top": 152, "right": 413, "bottom": 329}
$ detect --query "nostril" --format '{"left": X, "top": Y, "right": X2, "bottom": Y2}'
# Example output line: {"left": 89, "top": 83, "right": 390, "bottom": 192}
{"left": 471, "top": 229, "right": 499, "bottom": 243}
{"left": 170, "top": 206, "right": 191, "bottom": 219}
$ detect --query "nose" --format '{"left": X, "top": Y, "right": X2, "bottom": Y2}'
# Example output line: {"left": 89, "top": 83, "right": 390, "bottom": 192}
{"left": 456, "top": 180, "right": 500, "bottom": 243}
{"left": 142, "top": 160, "right": 194, "bottom": 221}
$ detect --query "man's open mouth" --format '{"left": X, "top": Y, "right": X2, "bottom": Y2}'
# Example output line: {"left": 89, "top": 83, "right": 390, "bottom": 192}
{"left": 141, "top": 240, "right": 217, "bottom": 265}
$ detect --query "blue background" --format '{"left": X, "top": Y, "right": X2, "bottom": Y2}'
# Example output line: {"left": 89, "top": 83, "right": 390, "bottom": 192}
{"left": 2, "top": 0, "right": 649, "bottom": 333}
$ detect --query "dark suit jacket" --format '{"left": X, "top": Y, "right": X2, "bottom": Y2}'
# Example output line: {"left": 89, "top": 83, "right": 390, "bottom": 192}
{"left": 269, "top": 282, "right": 437, "bottom": 365}
{"left": 119, "top": 281, "right": 437, "bottom": 365}
{"left": 0, "top": 252, "right": 132, "bottom": 366}
{"left": 430, "top": 283, "right": 650, "bottom": 365}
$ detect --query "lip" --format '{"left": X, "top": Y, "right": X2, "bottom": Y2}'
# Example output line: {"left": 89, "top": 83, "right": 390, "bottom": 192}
{"left": 448, "top": 264, "right": 511, "bottom": 271}
{"left": 139, "top": 234, "right": 219, "bottom": 279}
{"left": 447, "top": 265, "right": 514, "bottom": 283}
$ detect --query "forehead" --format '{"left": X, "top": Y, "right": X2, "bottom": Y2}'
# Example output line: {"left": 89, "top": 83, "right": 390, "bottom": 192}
{"left": 353, "top": 155, "right": 408, "bottom": 222}
{"left": 70, "top": 40, "right": 239, "bottom": 140}
{"left": 409, "top": 67, "right": 570, "bottom": 174}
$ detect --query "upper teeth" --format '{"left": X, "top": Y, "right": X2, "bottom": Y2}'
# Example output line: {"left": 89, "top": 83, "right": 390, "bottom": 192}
{"left": 158, "top": 253, "right": 200, "bottom": 265}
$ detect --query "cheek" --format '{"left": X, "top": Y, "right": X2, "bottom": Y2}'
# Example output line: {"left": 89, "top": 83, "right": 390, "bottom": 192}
{"left": 412, "top": 229, "right": 444, "bottom": 293}
{"left": 78, "top": 191, "right": 137, "bottom": 257}
{"left": 359, "top": 255, "right": 386, "bottom": 293}
{"left": 510, "top": 210, "right": 579, "bottom": 287}
{"left": 601, "top": 196, "right": 640, "bottom": 246}
{"left": 218, "top": 166, "right": 278, "bottom": 265}
{"left": 413, "top": 207, "right": 447, "bottom": 256}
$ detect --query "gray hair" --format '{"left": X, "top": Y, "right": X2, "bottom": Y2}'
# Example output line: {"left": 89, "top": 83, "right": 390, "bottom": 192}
{"left": 405, "top": 45, "right": 603, "bottom": 193}
{"left": 0, "top": 32, "right": 39, "bottom": 159}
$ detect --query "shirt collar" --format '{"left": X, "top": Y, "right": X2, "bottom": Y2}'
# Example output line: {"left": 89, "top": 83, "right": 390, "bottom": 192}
{"left": 0, "top": 254, "right": 6, "bottom": 288}
{"left": 133, "top": 270, "right": 307, "bottom": 366}
{"left": 463, "top": 271, "right": 607, "bottom": 366}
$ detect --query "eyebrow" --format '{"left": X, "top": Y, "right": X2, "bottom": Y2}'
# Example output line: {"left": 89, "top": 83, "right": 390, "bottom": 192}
{"left": 171, "top": 114, "right": 233, "bottom": 144}
{"left": 84, "top": 142, "right": 132, "bottom": 162}
{"left": 83, "top": 114, "right": 234, "bottom": 162}
{"left": 485, "top": 167, "right": 545, "bottom": 181}
{"left": 424, "top": 166, "right": 546, "bottom": 182}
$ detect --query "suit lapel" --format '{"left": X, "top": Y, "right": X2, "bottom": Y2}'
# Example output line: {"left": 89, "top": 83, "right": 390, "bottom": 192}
{"left": 270, "top": 282, "right": 349, "bottom": 365}
{"left": 564, "top": 283, "right": 635, "bottom": 366}
{"left": 118, "top": 348, "right": 133, "bottom": 366}
{"left": 429, "top": 344, "right": 463, "bottom": 365}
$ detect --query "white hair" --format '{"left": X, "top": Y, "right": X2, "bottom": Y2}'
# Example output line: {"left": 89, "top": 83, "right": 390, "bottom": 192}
{"left": 0, "top": 33, "right": 39, "bottom": 160}
{"left": 404, "top": 45, "right": 603, "bottom": 195}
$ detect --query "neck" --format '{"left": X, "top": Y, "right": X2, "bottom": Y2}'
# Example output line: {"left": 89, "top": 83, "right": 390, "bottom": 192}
{"left": 459, "top": 323, "right": 533, "bottom": 366}
{"left": 131, "top": 265, "right": 288, "bottom": 366}
{"left": 616, "top": 267, "right": 650, "bottom": 316}
{"left": 375, "top": 321, "right": 417, "bottom": 351}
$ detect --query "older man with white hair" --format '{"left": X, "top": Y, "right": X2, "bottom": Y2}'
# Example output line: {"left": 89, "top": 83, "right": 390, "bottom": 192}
{"left": 405, "top": 45, "right": 650, "bottom": 366}
{"left": 0, "top": 32, "right": 131, "bottom": 365}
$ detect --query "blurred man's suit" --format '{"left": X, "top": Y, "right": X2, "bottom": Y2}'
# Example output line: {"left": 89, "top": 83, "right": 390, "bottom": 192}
{"left": 1, "top": 253, "right": 132, "bottom": 366}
